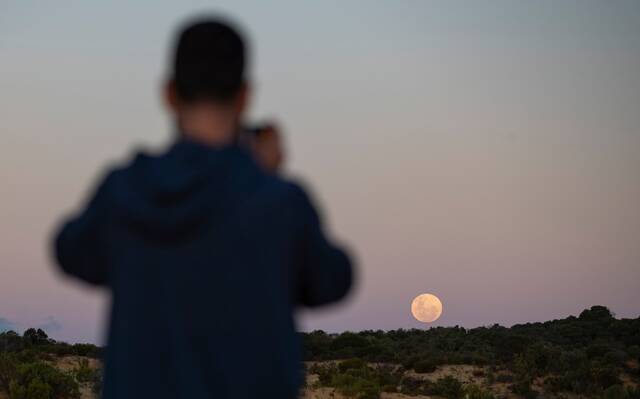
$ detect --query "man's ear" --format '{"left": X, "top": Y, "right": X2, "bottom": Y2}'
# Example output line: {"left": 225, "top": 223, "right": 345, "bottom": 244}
{"left": 164, "top": 79, "right": 179, "bottom": 113}
{"left": 234, "top": 82, "right": 250, "bottom": 115}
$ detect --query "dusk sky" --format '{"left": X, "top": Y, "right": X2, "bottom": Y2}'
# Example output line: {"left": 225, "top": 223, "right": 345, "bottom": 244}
{"left": 1, "top": 1, "right": 639, "bottom": 344}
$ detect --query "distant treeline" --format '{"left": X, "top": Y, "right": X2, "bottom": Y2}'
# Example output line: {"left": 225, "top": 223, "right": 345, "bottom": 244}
{"left": 1, "top": 306, "right": 639, "bottom": 398}
{"left": 0, "top": 328, "right": 101, "bottom": 359}
{"left": 301, "top": 306, "right": 640, "bottom": 398}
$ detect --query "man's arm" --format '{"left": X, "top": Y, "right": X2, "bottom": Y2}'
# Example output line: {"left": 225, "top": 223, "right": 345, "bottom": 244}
{"left": 292, "top": 184, "right": 354, "bottom": 307}
{"left": 52, "top": 174, "right": 112, "bottom": 286}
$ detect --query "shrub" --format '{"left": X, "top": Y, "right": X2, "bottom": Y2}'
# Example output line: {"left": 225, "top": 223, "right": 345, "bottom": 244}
{"left": 464, "top": 384, "right": 495, "bottom": 399}
{"left": 627, "top": 386, "right": 640, "bottom": 399}
{"left": 0, "top": 353, "right": 18, "bottom": 390}
{"left": 339, "top": 358, "right": 367, "bottom": 373}
{"left": 375, "top": 365, "right": 402, "bottom": 388}
{"left": 472, "top": 369, "right": 485, "bottom": 377}
{"left": 0, "top": 331, "right": 24, "bottom": 353}
{"left": 495, "top": 373, "right": 513, "bottom": 383}
{"left": 316, "top": 363, "right": 338, "bottom": 386}
{"left": 511, "top": 375, "right": 535, "bottom": 397}
{"left": 356, "top": 384, "right": 380, "bottom": 399}
{"left": 399, "top": 376, "right": 423, "bottom": 395}
{"left": 381, "top": 384, "right": 396, "bottom": 393}
{"left": 593, "top": 364, "right": 622, "bottom": 389}
{"left": 72, "top": 358, "right": 102, "bottom": 394}
{"left": 9, "top": 361, "right": 79, "bottom": 399}
{"left": 22, "top": 329, "right": 51, "bottom": 347}
{"left": 71, "top": 344, "right": 102, "bottom": 358}
{"left": 432, "top": 376, "right": 463, "bottom": 399}
{"left": 413, "top": 359, "right": 437, "bottom": 373}
{"left": 603, "top": 385, "right": 630, "bottom": 399}
{"left": 9, "top": 377, "right": 53, "bottom": 399}
{"left": 485, "top": 370, "right": 495, "bottom": 384}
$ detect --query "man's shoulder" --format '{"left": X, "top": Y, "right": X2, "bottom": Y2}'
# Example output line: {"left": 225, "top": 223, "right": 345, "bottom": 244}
{"left": 254, "top": 176, "right": 322, "bottom": 225}
{"left": 80, "top": 150, "right": 151, "bottom": 203}
{"left": 259, "top": 174, "right": 312, "bottom": 204}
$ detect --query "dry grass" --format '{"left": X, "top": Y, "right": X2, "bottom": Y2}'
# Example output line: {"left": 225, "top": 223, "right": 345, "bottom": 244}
{"left": 51, "top": 355, "right": 101, "bottom": 372}
{"left": 300, "top": 387, "right": 435, "bottom": 399}
{"left": 52, "top": 355, "right": 101, "bottom": 399}
{"left": 6, "top": 356, "right": 637, "bottom": 399}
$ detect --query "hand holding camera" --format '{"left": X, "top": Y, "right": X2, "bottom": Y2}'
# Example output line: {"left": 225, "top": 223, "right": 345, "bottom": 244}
{"left": 243, "top": 122, "right": 285, "bottom": 174}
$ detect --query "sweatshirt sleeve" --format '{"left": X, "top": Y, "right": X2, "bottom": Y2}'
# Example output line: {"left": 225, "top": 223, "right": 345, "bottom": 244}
{"left": 52, "top": 173, "right": 113, "bottom": 286}
{"left": 291, "top": 184, "right": 354, "bottom": 307}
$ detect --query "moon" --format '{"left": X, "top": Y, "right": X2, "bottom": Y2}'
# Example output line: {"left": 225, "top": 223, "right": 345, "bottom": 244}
{"left": 411, "top": 293, "right": 443, "bottom": 323}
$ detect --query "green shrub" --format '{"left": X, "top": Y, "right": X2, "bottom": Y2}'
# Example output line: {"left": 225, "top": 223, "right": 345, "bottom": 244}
{"left": 464, "top": 384, "right": 495, "bottom": 399}
{"left": 398, "top": 376, "right": 423, "bottom": 395}
{"left": 626, "top": 386, "right": 640, "bottom": 399}
{"left": 603, "top": 385, "right": 630, "bottom": 399}
{"left": 381, "top": 384, "right": 396, "bottom": 392}
{"left": 0, "top": 353, "right": 19, "bottom": 390}
{"left": 472, "top": 369, "right": 485, "bottom": 377}
{"left": 495, "top": 373, "right": 513, "bottom": 383}
{"left": 511, "top": 375, "right": 536, "bottom": 397}
{"left": 8, "top": 361, "right": 79, "bottom": 399}
{"left": 413, "top": 359, "right": 437, "bottom": 373}
{"left": 485, "top": 370, "right": 495, "bottom": 384}
{"left": 431, "top": 376, "right": 463, "bottom": 399}
{"left": 299, "top": 306, "right": 640, "bottom": 398}
{"left": 339, "top": 358, "right": 367, "bottom": 373}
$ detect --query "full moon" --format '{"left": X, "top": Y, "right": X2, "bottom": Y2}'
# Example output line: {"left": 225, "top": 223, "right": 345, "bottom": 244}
{"left": 411, "top": 293, "right": 443, "bottom": 323}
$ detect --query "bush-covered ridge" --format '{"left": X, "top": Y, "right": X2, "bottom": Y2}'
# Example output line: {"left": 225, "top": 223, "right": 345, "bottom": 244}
{"left": 0, "top": 328, "right": 102, "bottom": 398}
{"left": 301, "top": 306, "right": 640, "bottom": 398}
{"left": 1, "top": 306, "right": 639, "bottom": 398}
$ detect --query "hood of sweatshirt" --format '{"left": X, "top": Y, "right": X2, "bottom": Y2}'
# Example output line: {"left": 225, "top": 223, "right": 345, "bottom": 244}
{"left": 108, "top": 139, "right": 261, "bottom": 241}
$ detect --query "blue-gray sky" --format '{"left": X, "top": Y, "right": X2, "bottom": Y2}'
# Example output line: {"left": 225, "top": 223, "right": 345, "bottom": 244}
{"left": 1, "top": 1, "right": 639, "bottom": 343}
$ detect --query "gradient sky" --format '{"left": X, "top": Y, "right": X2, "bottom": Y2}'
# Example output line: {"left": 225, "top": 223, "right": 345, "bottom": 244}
{"left": 1, "top": 1, "right": 639, "bottom": 344}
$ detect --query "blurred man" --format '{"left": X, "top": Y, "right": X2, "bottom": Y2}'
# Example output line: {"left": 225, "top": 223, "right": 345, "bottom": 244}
{"left": 52, "top": 17, "right": 353, "bottom": 399}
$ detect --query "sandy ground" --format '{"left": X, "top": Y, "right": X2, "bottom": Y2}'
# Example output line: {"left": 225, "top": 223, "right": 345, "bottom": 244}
{"left": 1, "top": 357, "right": 637, "bottom": 398}
{"left": 301, "top": 387, "right": 435, "bottom": 399}
{"left": 52, "top": 356, "right": 101, "bottom": 399}
{"left": 53, "top": 355, "right": 102, "bottom": 372}
{"left": 406, "top": 364, "right": 485, "bottom": 384}
{"left": 0, "top": 361, "right": 568, "bottom": 399}
{"left": 303, "top": 363, "right": 489, "bottom": 399}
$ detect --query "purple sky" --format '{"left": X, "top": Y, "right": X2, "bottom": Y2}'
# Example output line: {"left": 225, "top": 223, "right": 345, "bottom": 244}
{"left": 1, "top": 1, "right": 639, "bottom": 344}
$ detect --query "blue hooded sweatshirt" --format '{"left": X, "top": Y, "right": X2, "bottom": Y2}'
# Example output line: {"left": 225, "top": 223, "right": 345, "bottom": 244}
{"left": 53, "top": 139, "right": 353, "bottom": 399}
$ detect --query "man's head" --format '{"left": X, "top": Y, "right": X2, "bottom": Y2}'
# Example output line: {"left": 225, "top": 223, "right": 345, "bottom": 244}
{"left": 165, "top": 17, "right": 249, "bottom": 138}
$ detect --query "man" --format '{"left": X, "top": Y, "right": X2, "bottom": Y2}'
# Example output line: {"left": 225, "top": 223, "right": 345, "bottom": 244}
{"left": 52, "top": 17, "right": 353, "bottom": 398}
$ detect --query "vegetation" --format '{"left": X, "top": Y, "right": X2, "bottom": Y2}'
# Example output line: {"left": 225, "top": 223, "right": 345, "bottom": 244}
{"left": 0, "top": 329, "right": 101, "bottom": 398}
{"left": 1, "top": 306, "right": 638, "bottom": 398}
{"left": 309, "top": 360, "right": 495, "bottom": 399}
{"left": 302, "top": 306, "right": 640, "bottom": 398}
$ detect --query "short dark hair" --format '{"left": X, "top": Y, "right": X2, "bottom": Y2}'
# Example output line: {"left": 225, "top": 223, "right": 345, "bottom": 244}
{"left": 172, "top": 17, "right": 246, "bottom": 103}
